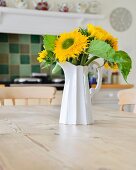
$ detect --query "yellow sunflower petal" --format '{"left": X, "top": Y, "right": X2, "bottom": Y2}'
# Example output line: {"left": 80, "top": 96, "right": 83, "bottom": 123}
{"left": 112, "top": 63, "right": 118, "bottom": 71}
{"left": 37, "top": 57, "right": 44, "bottom": 63}
{"left": 54, "top": 30, "right": 88, "bottom": 62}
{"left": 87, "top": 23, "right": 118, "bottom": 50}
{"left": 104, "top": 62, "right": 118, "bottom": 71}
{"left": 39, "top": 50, "right": 48, "bottom": 59}
{"left": 37, "top": 50, "right": 48, "bottom": 63}
{"left": 104, "top": 62, "right": 110, "bottom": 70}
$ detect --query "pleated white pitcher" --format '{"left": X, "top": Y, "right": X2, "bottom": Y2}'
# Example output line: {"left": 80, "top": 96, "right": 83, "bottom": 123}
{"left": 59, "top": 62, "right": 102, "bottom": 125}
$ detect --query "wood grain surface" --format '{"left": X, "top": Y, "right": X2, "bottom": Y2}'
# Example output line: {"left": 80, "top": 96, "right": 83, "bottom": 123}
{"left": 0, "top": 106, "right": 136, "bottom": 170}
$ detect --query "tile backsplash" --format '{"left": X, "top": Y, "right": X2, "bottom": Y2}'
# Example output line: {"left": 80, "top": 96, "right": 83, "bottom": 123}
{"left": 0, "top": 33, "right": 47, "bottom": 82}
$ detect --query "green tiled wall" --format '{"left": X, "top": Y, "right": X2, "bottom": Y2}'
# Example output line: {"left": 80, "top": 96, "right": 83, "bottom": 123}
{"left": 0, "top": 33, "right": 47, "bottom": 82}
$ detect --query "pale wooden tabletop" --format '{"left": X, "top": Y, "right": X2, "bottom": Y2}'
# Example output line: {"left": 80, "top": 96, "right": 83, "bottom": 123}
{"left": 0, "top": 106, "right": 136, "bottom": 170}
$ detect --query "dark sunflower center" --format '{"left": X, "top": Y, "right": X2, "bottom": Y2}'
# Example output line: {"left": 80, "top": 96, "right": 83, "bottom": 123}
{"left": 62, "top": 38, "right": 74, "bottom": 49}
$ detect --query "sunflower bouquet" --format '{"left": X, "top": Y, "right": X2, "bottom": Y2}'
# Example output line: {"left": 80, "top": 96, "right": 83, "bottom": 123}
{"left": 37, "top": 23, "right": 132, "bottom": 81}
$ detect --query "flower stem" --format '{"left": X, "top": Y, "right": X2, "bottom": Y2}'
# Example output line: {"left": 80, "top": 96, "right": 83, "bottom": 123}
{"left": 80, "top": 54, "right": 88, "bottom": 66}
{"left": 84, "top": 56, "right": 99, "bottom": 66}
{"left": 72, "top": 58, "right": 78, "bottom": 65}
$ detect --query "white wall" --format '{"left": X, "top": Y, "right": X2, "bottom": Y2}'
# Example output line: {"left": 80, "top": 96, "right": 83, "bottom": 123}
{"left": 6, "top": 0, "right": 136, "bottom": 86}
{"left": 99, "top": 0, "right": 136, "bottom": 86}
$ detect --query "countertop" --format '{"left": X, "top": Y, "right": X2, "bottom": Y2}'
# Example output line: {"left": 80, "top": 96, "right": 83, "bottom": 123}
{"left": 0, "top": 105, "right": 136, "bottom": 170}
{"left": 10, "top": 83, "right": 64, "bottom": 87}
{"left": 1, "top": 83, "right": 134, "bottom": 90}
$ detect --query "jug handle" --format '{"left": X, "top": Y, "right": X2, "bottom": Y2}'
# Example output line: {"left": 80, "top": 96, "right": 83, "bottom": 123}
{"left": 90, "top": 61, "right": 102, "bottom": 97}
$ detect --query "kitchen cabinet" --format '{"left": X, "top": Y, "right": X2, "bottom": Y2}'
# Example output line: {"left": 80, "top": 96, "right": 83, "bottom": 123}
{"left": 91, "top": 84, "right": 134, "bottom": 110}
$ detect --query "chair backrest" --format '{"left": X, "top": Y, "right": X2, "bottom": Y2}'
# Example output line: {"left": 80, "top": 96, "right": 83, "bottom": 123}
{"left": 118, "top": 89, "right": 136, "bottom": 113}
{"left": 0, "top": 86, "right": 56, "bottom": 106}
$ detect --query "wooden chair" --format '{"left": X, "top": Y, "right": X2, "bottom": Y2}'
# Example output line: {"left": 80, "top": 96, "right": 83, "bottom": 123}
{"left": 118, "top": 89, "right": 136, "bottom": 113}
{"left": 0, "top": 86, "right": 56, "bottom": 106}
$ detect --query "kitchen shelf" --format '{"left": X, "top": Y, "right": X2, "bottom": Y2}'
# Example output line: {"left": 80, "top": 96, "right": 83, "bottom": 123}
{"left": 91, "top": 84, "right": 134, "bottom": 89}
{"left": 0, "top": 7, "right": 105, "bottom": 35}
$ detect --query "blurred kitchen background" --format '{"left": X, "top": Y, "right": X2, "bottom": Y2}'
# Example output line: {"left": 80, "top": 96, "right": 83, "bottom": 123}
{"left": 0, "top": 0, "right": 136, "bottom": 84}
{"left": 0, "top": 33, "right": 65, "bottom": 86}
{"left": 0, "top": 0, "right": 135, "bottom": 90}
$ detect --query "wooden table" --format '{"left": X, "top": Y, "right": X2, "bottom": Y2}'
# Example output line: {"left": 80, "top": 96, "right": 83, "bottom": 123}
{"left": 0, "top": 106, "right": 136, "bottom": 170}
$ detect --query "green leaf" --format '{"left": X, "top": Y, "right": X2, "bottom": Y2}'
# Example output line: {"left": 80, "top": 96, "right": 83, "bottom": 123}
{"left": 47, "top": 51, "right": 55, "bottom": 60}
{"left": 40, "top": 60, "right": 50, "bottom": 69}
{"left": 88, "top": 40, "right": 115, "bottom": 62}
{"left": 52, "top": 63, "right": 62, "bottom": 74}
{"left": 40, "top": 51, "right": 56, "bottom": 69}
{"left": 88, "top": 40, "right": 132, "bottom": 81}
{"left": 79, "top": 28, "right": 89, "bottom": 36}
{"left": 113, "top": 51, "right": 132, "bottom": 81}
{"left": 43, "top": 35, "right": 57, "bottom": 51}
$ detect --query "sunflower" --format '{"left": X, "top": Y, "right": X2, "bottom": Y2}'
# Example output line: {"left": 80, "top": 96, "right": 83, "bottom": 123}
{"left": 87, "top": 24, "right": 118, "bottom": 51}
{"left": 37, "top": 50, "right": 48, "bottom": 63}
{"left": 104, "top": 62, "right": 118, "bottom": 71}
{"left": 54, "top": 30, "right": 88, "bottom": 62}
{"left": 107, "top": 35, "right": 118, "bottom": 51}
{"left": 87, "top": 24, "right": 109, "bottom": 41}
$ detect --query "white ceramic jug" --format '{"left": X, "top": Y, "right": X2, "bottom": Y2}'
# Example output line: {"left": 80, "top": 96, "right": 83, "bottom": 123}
{"left": 59, "top": 62, "right": 102, "bottom": 125}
